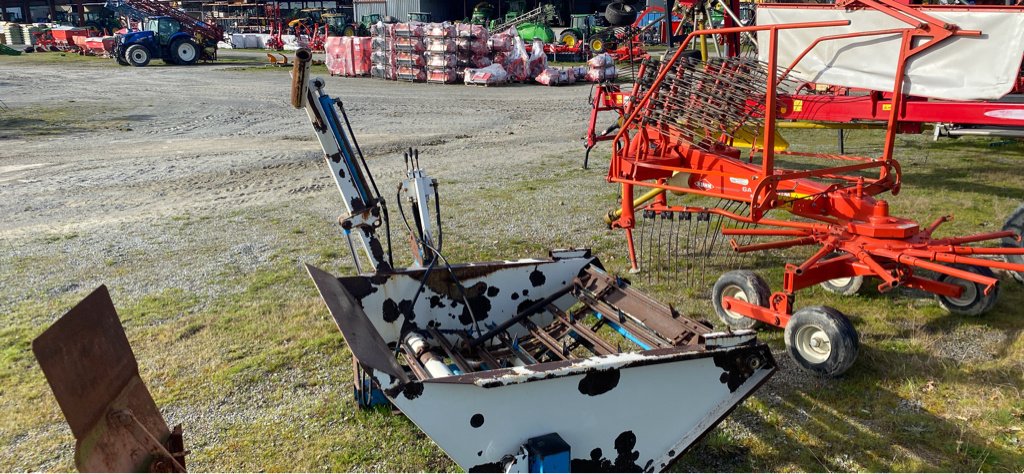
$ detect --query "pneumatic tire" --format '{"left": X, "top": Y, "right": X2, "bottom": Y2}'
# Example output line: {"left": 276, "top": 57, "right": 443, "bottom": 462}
{"left": 784, "top": 306, "right": 858, "bottom": 377}
{"left": 125, "top": 45, "right": 151, "bottom": 67}
{"left": 1001, "top": 203, "right": 1024, "bottom": 284}
{"left": 936, "top": 264, "right": 999, "bottom": 316}
{"left": 712, "top": 270, "right": 770, "bottom": 330}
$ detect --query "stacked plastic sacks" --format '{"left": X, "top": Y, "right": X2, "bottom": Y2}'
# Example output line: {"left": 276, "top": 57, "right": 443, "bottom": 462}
{"left": 584, "top": 53, "right": 617, "bottom": 82}
{"left": 370, "top": 22, "right": 396, "bottom": 80}
{"left": 422, "top": 22, "right": 457, "bottom": 83}
{"left": 488, "top": 31, "right": 512, "bottom": 71}
{"left": 454, "top": 23, "right": 490, "bottom": 77}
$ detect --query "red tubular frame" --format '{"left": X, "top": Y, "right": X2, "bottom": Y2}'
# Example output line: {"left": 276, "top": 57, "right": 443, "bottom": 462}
{"left": 603, "top": 0, "right": 1024, "bottom": 328}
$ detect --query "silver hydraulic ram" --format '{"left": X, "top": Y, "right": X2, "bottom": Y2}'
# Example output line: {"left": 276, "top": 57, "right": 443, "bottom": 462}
{"left": 291, "top": 48, "right": 391, "bottom": 272}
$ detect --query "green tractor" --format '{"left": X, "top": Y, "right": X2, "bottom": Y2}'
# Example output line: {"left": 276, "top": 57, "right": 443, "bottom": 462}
{"left": 321, "top": 12, "right": 354, "bottom": 36}
{"left": 558, "top": 13, "right": 614, "bottom": 52}
{"left": 469, "top": 2, "right": 495, "bottom": 26}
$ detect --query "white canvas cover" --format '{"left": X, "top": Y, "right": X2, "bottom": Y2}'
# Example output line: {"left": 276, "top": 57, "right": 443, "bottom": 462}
{"left": 757, "top": 6, "right": 1024, "bottom": 100}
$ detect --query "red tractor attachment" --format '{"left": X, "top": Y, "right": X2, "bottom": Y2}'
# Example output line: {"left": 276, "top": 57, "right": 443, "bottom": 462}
{"left": 604, "top": 0, "right": 1024, "bottom": 376}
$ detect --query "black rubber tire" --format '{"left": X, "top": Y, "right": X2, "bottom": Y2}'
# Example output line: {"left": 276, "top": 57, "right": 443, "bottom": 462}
{"left": 1001, "top": 203, "right": 1024, "bottom": 284}
{"left": 124, "top": 44, "right": 151, "bottom": 67}
{"left": 116, "top": 55, "right": 129, "bottom": 66}
{"left": 558, "top": 29, "right": 581, "bottom": 47}
{"left": 169, "top": 38, "right": 200, "bottom": 65}
{"left": 605, "top": 2, "right": 638, "bottom": 27}
{"left": 589, "top": 36, "right": 606, "bottom": 54}
{"left": 784, "top": 306, "right": 859, "bottom": 377}
{"left": 936, "top": 264, "right": 999, "bottom": 316}
{"left": 712, "top": 270, "right": 770, "bottom": 330}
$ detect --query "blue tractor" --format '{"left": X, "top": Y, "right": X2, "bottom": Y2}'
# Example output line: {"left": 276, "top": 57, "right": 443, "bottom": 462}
{"left": 113, "top": 16, "right": 209, "bottom": 66}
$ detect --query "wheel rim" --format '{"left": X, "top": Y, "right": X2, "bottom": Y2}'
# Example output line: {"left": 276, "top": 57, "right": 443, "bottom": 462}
{"left": 721, "top": 284, "right": 749, "bottom": 320}
{"left": 177, "top": 43, "right": 196, "bottom": 62}
{"left": 592, "top": 39, "right": 602, "bottom": 51}
{"left": 945, "top": 278, "right": 978, "bottom": 307}
{"left": 794, "top": 324, "right": 831, "bottom": 364}
{"left": 564, "top": 35, "right": 576, "bottom": 48}
{"left": 130, "top": 49, "right": 146, "bottom": 62}
{"left": 827, "top": 277, "right": 853, "bottom": 288}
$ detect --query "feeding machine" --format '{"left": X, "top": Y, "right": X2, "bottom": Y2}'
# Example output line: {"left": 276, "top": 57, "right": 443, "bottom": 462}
{"left": 290, "top": 48, "right": 776, "bottom": 472}
{"left": 603, "top": 0, "right": 1024, "bottom": 377}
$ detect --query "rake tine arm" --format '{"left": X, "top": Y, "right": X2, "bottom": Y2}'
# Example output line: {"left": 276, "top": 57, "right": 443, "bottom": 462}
{"left": 794, "top": 243, "right": 837, "bottom": 276}
{"left": 721, "top": 227, "right": 811, "bottom": 237}
{"left": 869, "top": 248, "right": 999, "bottom": 294}
{"left": 923, "top": 215, "right": 952, "bottom": 236}
{"left": 929, "top": 230, "right": 1019, "bottom": 246}
{"left": 853, "top": 249, "right": 901, "bottom": 291}
{"left": 731, "top": 236, "right": 816, "bottom": 253}
{"left": 940, "top": 246, "right": 1024, "bottom": 256}
{"left": 898, "top": 247, "right": 1024, "bottom": 274}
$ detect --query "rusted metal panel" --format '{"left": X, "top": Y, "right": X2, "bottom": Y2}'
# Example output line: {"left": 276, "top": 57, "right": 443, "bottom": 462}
{"left": 32, "top": 285, "right": 185, "bottom": 473}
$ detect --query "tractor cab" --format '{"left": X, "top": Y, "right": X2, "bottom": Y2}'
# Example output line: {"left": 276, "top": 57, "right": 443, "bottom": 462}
{"left": 407, "top": 12, "right": 432, "bottom": 22}
{"left": 361, "top": 13, "right": 382, "bottom": 25}
{"left": 144, "top": 16, "right": 181, "bottom": 45}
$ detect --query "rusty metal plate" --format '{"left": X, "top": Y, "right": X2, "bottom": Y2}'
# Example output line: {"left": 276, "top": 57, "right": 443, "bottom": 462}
{"left": 32, "top": 285, "right": 174, "bottom": 472}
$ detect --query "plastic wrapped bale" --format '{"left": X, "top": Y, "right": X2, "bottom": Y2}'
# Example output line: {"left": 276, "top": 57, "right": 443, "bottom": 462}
{"left": 425, "top": 22, "right": 453, "bottom": 38}
{"left": 370, "top": 21, "right": 394, "bottom": 37}
{"left": 456, "top": 37, "right": 489, "bottom": 56}
{"left": 395, "top": 36, "right": 425, "bottom": 53}
{"left": 455, "top": 23, "right": 488, "bottom": 39}
{"left": 504, "top": 34, "right": 529, "bottom": 82}
{"left": 396, "top": 51, "right": 426, "bottom": 67}
{"left": 325, "top": 36, "right": 349, "bottom": 76}
{"left": 457, "top": 53, "right": 491, "bottom": 69}
{"left": 488, "top": 32, "right": 512, "bottom": 53}
{"left": 464, "top": 63, "right": 508, "bottom": 86}
{"left": 425, "top": 52, "right": 457, "bottom": 68}
{"left": 527, "top": 38, "right": 548, "bottom": 80}
{"left": 397, "top": 66, "right": 426, "bottom": 82}
{"left": 426, "top": 67, "right": 459, "bottom": 84}
{"left": 588, "top": 53, "right": 614, "bottom": 68}
{"left": 585, "top": 53, "right": 617, "bottom": 82}
{"left": 536, "top": 66, "right": 577, "bottom": 86}
{"left": 394, "top": 22, "right": 426, "bottom": 37}
{"left": 426, "top": 37, "right": 455, "bottom": 54}
{"left": 371, "top": 64, "right": 397, "bottom": 80}
{"left": 585, "top": 65, "right": 617, "bottom": 82}
{"left": 352, "top": 37, "right": 372, "bottom": 76}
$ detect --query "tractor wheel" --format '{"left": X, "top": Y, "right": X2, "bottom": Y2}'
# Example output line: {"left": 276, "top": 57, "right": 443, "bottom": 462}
{"left": 712, "top": 270, "right": 770, "bottom": 330}
{"left": 1001, "top": 203, "right": 1024, "bottom": 284}
{"left": 125, "top": 45, "right": 151, "bottom": 67}
{"left": 559, "top": 29, "right": 581, "bottom": 48}
{"left": 784, "top": 306, "right": 858, "bottom": 377}
{"left": 341, "top": 25, "right": 356, "bottom": 37}
{"left": 170, "top": 38, "right": 200, "bottom": 65}
{"left": 605, "top": 2, "right": 638, "bottom": 27}
{"left": 936, "top": 264, "right": 999, "bottom": 316}
{"left": 589, "top": 36, "right": 606, "bottom": 54}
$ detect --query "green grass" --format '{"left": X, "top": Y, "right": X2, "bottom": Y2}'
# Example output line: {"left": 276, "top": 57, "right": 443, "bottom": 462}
{"left": 1, "top": 121, "right": 1023, "bottom": 471}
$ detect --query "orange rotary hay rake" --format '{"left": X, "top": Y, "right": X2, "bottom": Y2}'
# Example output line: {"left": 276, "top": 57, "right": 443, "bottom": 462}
{"left": 605, "top": 0, "right": 1024, "bottom": 376}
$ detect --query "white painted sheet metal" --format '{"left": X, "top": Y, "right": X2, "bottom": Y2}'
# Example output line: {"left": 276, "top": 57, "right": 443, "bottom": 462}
{"left": 757, "top": 6, "right": 1024, "bottom": 101}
